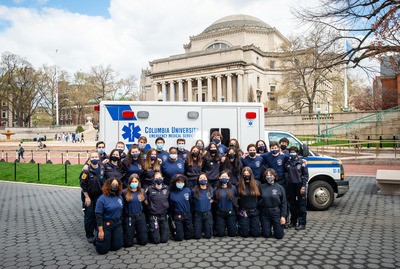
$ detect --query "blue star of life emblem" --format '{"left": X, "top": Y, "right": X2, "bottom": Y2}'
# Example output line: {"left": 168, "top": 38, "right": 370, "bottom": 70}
{"left": 122, "top": 123, "right": 141, "bottom": 142}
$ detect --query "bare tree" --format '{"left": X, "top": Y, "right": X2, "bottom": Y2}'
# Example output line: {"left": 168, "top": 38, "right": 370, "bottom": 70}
{"left": 86, "top": 65, "right": 120, "bottom": 102}
{"left": 293, "top": 0, "right": 400, "bottom": 68}
{"left": 66, "top": 71, "right": 93, "bottom": 125}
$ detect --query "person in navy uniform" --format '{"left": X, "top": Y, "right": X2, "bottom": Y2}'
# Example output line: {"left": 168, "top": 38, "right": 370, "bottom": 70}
{"left": 177, "top": 138, "right": 190, "bottom": 161}
{"left": 122, "top": 174, "right": 148, "bottom": 247}
{"left": 285, "top": 146, "right": 309, "bottom": 230}
{"left": 184, "top": 146, "right": 203, "bottom": 189}
{"left": 209, "top": 131, "right": 227, "bottom": 156}
{"left": 260, "top": 168, "right": 287, "bottom": 239}
{"left": 104, "top": 149, "right": 123, "bottom": 181}
{"left": 80, "top": 150, "right": 106, "bottom": 243}
{"left": 237, "top": 167, "right": 261, "bottom": 238}
{"left": 146, "top": 171, "right": 170, "bottom": 244}
{"left": 241, "top": 143, "right": 264, "bottom": 181}
{"left": 138, "top": 135, "right": 149, "bottom": 159}
{"left": 169, "top": 174, "right": 193, "bottom": 241}
{"left": 256, "top": 140, "right": 268, "bottom": 154}
{"left": 279, "top": 137, "right": 290, "bottom": 156}
{"left": 161, "top": 147, "right": 185, "bottom": 186}
{"left": 140, "top": 148, "right": 161, "bottom": 191}
{"left": 121, "top": 145, "right": 143, "bottom": 188}
{"left": 202, "top": 142, "right": 222, "bottom": 187}
{"left": 155, "top": 137, "right": 169, "bottom": 163}
{"left": 94, "top": 178, "right": 124, "bottom": 254}
{"left": 213, "top": 171, "right": 238, "bottom": 237}
{"left": 96, "top": 141, "right": 108, "bottom": 162}
{"left": 192, "top": 173, "right": 213, "bottom": 239}
{"left": 221, "top": 146, "right": 243, "bottom": 186}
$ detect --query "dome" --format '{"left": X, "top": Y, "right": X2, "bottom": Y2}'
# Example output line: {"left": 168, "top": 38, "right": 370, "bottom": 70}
{"left": 203, "top": 14, "right": 271, "bottom": 33}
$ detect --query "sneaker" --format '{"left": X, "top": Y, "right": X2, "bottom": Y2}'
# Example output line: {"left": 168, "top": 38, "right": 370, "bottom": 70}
{"left": 295, "top": 225, "right": 306, "bottom": 231}
{"left": 287, "top": 223, "right": 296, "bottom": 229}
{"left": 87, "top": 237, "right": 94, "bottom": 243}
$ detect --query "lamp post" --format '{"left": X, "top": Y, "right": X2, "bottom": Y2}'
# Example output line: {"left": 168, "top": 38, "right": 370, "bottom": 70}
{"left": 157, "top": 91, "right": 164, "bottom": 102}
{"left": 316, "top": 105, "right": 321, "bottom": 142}
{"left": 221, "top": 96, "right": 225, "bottom": 102}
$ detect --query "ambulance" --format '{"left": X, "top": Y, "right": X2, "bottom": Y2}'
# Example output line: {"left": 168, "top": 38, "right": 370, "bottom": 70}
{"left": 99, "top": 101, "right": 349, "bottom": 210}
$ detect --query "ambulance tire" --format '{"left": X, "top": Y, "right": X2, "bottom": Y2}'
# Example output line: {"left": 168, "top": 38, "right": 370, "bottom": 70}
{"left": 308, "top": 181, "right": 334, "bottom": 211}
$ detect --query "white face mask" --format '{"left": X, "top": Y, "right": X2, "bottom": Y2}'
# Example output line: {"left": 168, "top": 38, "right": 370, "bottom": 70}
{"left": 170, "top": 154, "right": 178, "bottom": 160}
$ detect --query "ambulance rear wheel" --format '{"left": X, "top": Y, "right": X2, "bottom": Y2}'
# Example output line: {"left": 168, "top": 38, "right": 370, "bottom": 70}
{"left": 308, "top": 181, "right": 334, "bottom": 211}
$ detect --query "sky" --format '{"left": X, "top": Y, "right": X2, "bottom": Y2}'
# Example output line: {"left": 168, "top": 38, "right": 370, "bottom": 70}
{"left": 0, "top": 0, "right": 369, "bottom": 82}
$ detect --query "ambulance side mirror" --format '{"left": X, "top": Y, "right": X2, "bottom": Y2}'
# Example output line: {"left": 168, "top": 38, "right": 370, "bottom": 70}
{"left": 302, "top": 143, "right": 309, "bottom": 157}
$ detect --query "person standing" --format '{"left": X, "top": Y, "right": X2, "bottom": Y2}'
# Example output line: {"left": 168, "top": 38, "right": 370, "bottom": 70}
{"left": 17, "top": 143, "right": 25, "bottom": 162}
{"left": 221, "top": 146, "right": 242, "bottom": 186}
{"left": 169, "top": 174, "right": 193, "bottom": 241}
{"left": 161, "top": 147, "right": 184, "bottom": 186}
{"left": 184, "top": 146, "right": 203, "bottom": 189}
{"left": 192, "top": 173, "right": 213, "bottom": 239}
{"left": 121, "top": 145, "right": 143, "bottom": 188}
{"left": 122, "top": 174, "right": 148, "bottom": 247}
{"left": 94, "top": 178, "right": 124, "bottom": 254}
{"left": 141, "top": 148, "right": 161, "bottom": 191}
{"left": 237, "top": 167, "right": 261, "bottom": 238}
{"left": 209, "top": 131, "right": 227, "bottom": 156}
{"left": 202, "top": 142, "right": 222, "bottom": 187}
{"left": 104, "top": 149, "right": 123, "bottom": 181}
{"left": 146, "top": 172, "right": 170, "bottom": 244}
{"left": 241, "top": 144, "right": 263, "bottom": 181}
{"left": 177, "top": 138, "right": 190, "bottom": 161}
{"left": 285, "top": 146, "right": 308, "bottom": 230}
{"left": 155, "top": 137, "right": 169, "bottom": 163}
{"left": 259, "top": 168, "right": 287, "bottom": 239}
{"left": 80, "top": 150, "right": 106, "bottom": 243}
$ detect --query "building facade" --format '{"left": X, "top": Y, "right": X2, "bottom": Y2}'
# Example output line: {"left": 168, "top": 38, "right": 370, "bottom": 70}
{"left": 140, "top": 14, "right": 290, "bottom": 105}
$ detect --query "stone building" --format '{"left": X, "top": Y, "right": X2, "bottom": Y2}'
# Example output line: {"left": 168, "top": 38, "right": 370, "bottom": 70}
{"left": 140, "top": 14, "right": 291, "bottom": 105}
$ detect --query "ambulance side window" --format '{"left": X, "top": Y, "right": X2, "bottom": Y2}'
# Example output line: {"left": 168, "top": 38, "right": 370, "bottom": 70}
{"left": 209, "top": 128, "right": 230, "bottom": 147}
{"left": 268, "top": 132, "right": 303, "bottom": 155}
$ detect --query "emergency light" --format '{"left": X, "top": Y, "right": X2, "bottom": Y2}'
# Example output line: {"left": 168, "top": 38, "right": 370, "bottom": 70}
{"left": 94, "top": 105, "right": 100, "bottom": 111}
{"left": 122, "top": 110, "right": 135, "bottom": 119}
{"left": 245, "top": 112, "right": 257, "bottom": 119}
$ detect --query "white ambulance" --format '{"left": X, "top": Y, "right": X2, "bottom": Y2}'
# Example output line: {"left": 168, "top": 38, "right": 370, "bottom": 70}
{"left": 99, "top": 101, "right": 349, "bottom": 210}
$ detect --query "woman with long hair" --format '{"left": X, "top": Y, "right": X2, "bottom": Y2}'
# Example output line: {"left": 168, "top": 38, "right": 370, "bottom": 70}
{"left": 121, "top": 144, "right": 143, "bottom": 188}
{"left": 141, "top": 148, "right": 160, "bottom": 191}
{"left": 185, "top": 145, "right": 203, "bottom": 189}
{"left": 202, "top": 142, "right": 222, "bottom": 187}
{"left": 105, "top": 149, "right": 123, "bottom": 181}
{"left": 221, "top": 146, "right": 243, "bottom": 186}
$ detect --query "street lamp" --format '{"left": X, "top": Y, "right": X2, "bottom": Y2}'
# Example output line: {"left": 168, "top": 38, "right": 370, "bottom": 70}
{"left": 221, "top": 96, "right": 225, "bottom": 102}
{"left": 316, "top": 105, "right": 321, "bottom": 141}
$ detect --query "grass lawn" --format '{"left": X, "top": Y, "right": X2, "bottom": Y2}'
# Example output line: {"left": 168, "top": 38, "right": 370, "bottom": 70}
{"left": 0, "top": 162, "right": 83, "bottom": 187}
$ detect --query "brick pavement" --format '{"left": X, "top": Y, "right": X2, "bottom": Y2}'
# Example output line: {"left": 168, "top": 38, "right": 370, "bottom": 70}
{"left": 0, "top": 177, "right": 399, "bottom": 269}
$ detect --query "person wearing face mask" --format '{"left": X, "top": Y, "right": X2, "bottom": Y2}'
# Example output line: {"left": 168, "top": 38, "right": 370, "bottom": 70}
{"left": 255, "top": 140, "right": 268, "bottom": 155}
{"left": 176, "top": 138, "right": 190, "bottom": 161}
{"left": 260, "top": 141, "right": 289, "bottom": 185}
{"left": 146, "top": 172, "right": 170, "bottom": 244}
{"left": 279, "top": 137, "right": 290, "bottom": 156}
{"left": 105, "top": 149, "right": 124, "bottom": 181}
{"left": 241, "top": 144, "right": 264, "bottom": 181}
{"left": 202, "top": 142, "right": 222, "bottom": 187}
{"left": 155, "top": 137, "right": 169, "bottom": 163}
{"left": 195, "top": 139, "right": 207, "bottom": 155}
{"left": 237, "top": 167, "right": 261, "bottom": 238}
{"left": 228, "top": 138, "right": 244, "bottom": 157}
{"left": 80, "top": 150, "right": 106, "bottom": 243}
{"left": 221, "top": 146, "right": 243, "bottom": 186}
{"left": 184, "top": 146, "right": 203, "bottom": 189}
{"left": 122, "top": 174, "right": 148, "bottom": 247}
{"left": 191, "top": 173, "right": 214, "bottom": 239}
{"left": 259, "top": 168, "right": 287, "bottom": 239}
{"left": 168, "top": 174, "right": 193, "bottom": 241}
{"left": 285, "top": 146, "right": 309, "bottom": 230}
{"left": 138, "top": 136, "right": 149, "bottom": 159}
{"left": 94, "top": 178, "right": 124, "bottom": 254}
{"left": 96, "top": 141, "right": 108, "bottom": 162}
{"left": 161, "top": 147, "right": 185, "bottom": 186}
{"left": 213, "top": 171, "right": 238, "bottom": 237}
{"left": 208, "top": 131, "right": 227, "bottom": 156}
{"left": 115, "top": 141, "right": 127, "bottom": 161}
{"left": 141, "top": 148, "right": 161, "bottom": 191}
{"left": 121, "top": 145, "right": 143, "bottom": 188}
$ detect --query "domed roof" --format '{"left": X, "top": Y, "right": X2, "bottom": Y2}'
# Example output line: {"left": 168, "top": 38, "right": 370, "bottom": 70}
{"left": 203, "top": 14, "right": 271, "bottom": 33}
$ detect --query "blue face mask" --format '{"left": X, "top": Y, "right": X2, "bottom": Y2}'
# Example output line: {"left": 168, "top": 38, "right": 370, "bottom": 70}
{"left": 213, "top": 138, "right": 220, "bottom": 144}
{"left": 132, "top": 153, "right": 140, "bottom": 159}
{"left": 130, "top": 182, "right": 139, "bottom": 189}
{"left": 176, "top": 183, "right": 184, "bottom": 189}
{"left": 117, "top": 148, "right": 124, "bottom": 153}
{"left": 90, "top": 158, "right": 99, "bottom": 165}
{"left": 97, "top": 148, "right": 105, "bottom": 154}
{"left": 199, "top": 179, "right": 208, "bottom": 185}
{"left": 178, "top": 144, "right": 185, "bottom": 151}
{"left": 155, "top": 178, "right": 163, "bottom": 185}
{"left": 156, "top": 144, "right": 164, "bottom": 150}
{"left": 220, "top": 178, "right": 229, "bottom": 184}
{"left": 257, "top": 146, "right": 265, "bottom": 152}
{"left": 290, "top": 153, "right": 297, "bottom": 158}
{"left": 271, "top": 149, "right": 280, "bottom": 155}
{"left": 150, "top": 156, "right": 157, "bottom": 161}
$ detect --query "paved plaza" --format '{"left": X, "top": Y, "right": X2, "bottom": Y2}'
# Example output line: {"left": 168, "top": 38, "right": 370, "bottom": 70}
{"left": 0, "top": 176, "right": 399, "bottom": 269}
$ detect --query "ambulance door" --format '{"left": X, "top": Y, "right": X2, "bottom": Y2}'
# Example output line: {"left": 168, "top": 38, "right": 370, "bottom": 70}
{"left": 201, "top": 107, "right": 237, "bottom": 146}
{"left": 238, "top": 107, "right": 262, "bottom": 149}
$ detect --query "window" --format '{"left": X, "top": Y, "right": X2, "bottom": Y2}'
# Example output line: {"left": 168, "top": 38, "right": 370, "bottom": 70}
{"left": 270, "top": 85, "right": 276, "bottom": 92}
{"left": 209, "top": 128, "right": 230, "bottom": 147}
{"left": 2, "top": 111, "right": 6, "bottom": 118}
{"left": 206, "top": 43, "right": 230, "bottom": 50}
{"left": 257, "top": 76, "right": 260, "bottom": 88}
{"left": 267, "top": 132, "right": 304, "bottom": 156}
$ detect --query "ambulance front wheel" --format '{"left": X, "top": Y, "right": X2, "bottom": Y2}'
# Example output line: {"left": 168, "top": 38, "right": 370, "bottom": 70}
{"left": 308, "top": 181, "right": 334, "bottom": 211}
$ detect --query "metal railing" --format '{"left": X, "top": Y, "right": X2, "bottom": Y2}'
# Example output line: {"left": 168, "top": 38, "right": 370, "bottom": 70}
{"left": 0, "top": 149, "right": 91, "bottom": 164}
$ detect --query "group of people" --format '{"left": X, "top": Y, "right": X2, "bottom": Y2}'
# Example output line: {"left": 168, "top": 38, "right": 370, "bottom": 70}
{"left": 54, "top": 132, "right": 85, "bottom": 143}
{"left": 80, "top": 132, "right": 308, "bottom": 255}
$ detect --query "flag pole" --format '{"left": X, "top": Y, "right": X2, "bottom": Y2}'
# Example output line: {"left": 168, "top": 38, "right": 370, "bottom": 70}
{"left": 343, "top": 39, "right": 349, "bottom": 112}
{"left": 55, "top": 49, "right": 59, "bottom": 126}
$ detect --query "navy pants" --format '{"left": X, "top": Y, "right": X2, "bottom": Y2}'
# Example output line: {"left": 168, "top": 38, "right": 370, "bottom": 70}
{"left": 215, "top": 208, "right": 237, "bottom": 237}
{"left": 276, "top": 177, "right": 289, "bottom": 221}
{"left": 123, "top": 212, "right": 148, "bottom": 247}
{"left": 288, "top": 183, "right": 307, "bottom": 226}
{"left": 95, "top": 219, "right": 123, "bottom": 255}
{"left": 173, "top": 212, "right": 193, "bottom": 241}
{"left": 148, "top": 214, "right": 169, "bottom": 244}
{"left": 238, "top": 208, "right": 261, "bottom": 238}
{"left": 193, "top": 211, "right": 213, "bottom": 239}
{"left": 81, "top": 193, "right": 98, "bottom": 239}
{"left": 260, "top": 207, "right": 284, "bottom": 239}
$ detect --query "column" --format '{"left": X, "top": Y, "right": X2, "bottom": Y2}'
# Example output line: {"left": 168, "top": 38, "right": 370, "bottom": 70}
{"left": 197, "top": 77, "right": 202, "bottom": 102}
{"left": 187, "top": 79, "right": 192, "bottom": 102}
{"left": 237, "top": 73, "right": 243, "bottom": 102}
{"left": 216, "top": 75, "right": 222, "bottom": 102}
{"left": 152, "top": 82, "right": 158, "bottom": 101}
{"left": 226, "top": 74, "right": 233, "bottom": 102}
{"left": 178, "top": 80, "right": 183, "bottom": 102}
{"left": 207, "top": 76, "right": 212, "bottom": 102}
{"left": 161, "top": 82, "right": 166, "bottom": 102}
{"left": 169, "top": 81, "right": 175, "bottom": 101}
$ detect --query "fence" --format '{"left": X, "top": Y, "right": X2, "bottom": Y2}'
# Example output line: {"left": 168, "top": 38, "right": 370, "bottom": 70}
{"left": 0, "top": 149, "right": 91, "bottom": 165}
